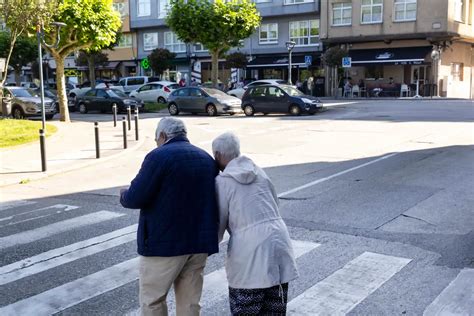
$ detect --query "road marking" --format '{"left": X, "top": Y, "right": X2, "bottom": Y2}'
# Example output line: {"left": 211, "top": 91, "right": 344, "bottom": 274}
{"left": 0, "top": 204, "right": 80, "bottom": 227}
{"left": 287, "top": 251, "right": 411, "bottom": 315}
{"left": 278, "top": 153, "right": 398, "bottom": 198}
{"left": 0, "top": 200, "right": 36, "bottom": 212}
{"left": 423, "top": 268, "right": 474, "bottom": 316}
{"left": 0, "top": 257, "right": 140, "bottom": 316}
{"left": 0, "top": 211, "right": 125, "bottom": 250}
{"left": 0, "top": 225, "right": 137, "bottom": 286}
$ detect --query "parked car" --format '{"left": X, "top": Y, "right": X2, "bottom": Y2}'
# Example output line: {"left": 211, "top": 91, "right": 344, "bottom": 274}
{"left": 129, "top": 81, "right": 180, "bottom": 103}
{"left": 227, "top": 79, "right": 288, "bottom": 99}
{"left": 167, "top": 87, "right": 242, "bottom": 116}
{"left": 241, "top": 84, "right": 323, "bottom": 116}
{"left": 2, "top": 86, "right": 56, "bottom": 119}
{"left": 20, "top": 82, "right": 39, "bottom": 89}
{"left": 118, "top": 76, "right": 160, "bottom": 94}
{"left": 75, "top": 88, "right": 144, "bottom": 114}
{"left": 68, "top": 80, "right": 123, "bottom": 100}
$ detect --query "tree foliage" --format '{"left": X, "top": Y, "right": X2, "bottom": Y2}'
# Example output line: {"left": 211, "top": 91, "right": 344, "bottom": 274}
{"left": 322, "top": 46, "right": 348, "bottom": 68}
{"left": 0, "top": 32, "right": 38, "bottom": 84}
{"left": 148, "top": 48, "right": 176, "bottom": 76}
{"left": 41, "top": 0, "right": 122, "bottom": 122}
{"left": 166, "top": 0, "right": 260, "bottom": 86}
{"left": 225, "top": 52, "right": 248, "bottom": 69}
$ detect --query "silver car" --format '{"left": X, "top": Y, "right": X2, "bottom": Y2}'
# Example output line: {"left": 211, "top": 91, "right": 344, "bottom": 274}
{"left": 2, "top": 87, "right": 56, "bottom": 120}
{"left": 167, "top": 87, "right": 242, "bottom": 116}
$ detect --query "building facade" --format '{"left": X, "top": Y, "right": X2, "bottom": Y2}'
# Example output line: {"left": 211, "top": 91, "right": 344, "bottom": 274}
{"left": 129, "top": 0, "right": 323, "bottom": 85}
{"left": 321, "top": 0, "right": 474, "bottom": 98}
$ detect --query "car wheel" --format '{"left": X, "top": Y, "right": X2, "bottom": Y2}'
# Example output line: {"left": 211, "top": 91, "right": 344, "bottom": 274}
{"left": 168, "top": 103, "right": 179, "bottom": 116}
{"left": 46, "top": 114, "right": 54, "bottom": 120}
{"left": 79, "top": 103, "right": 88, "bottom": 114}
{"left": 243, "top": 105, "right": 255, "bottom": 116}
{"left": 206, "top": 104, "right": 217, "bottom": 116}
{"left": 289, "top": 104, "right": 301, "bottom": 116}
{"left": 157, "top": 97, "right": 166, "bottom": 104}
{"left": 12, "top": 106, "right": 24, "bottom": 119}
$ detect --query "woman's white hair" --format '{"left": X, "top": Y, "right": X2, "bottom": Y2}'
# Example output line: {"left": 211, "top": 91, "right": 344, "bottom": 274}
{"left": 212, "top": 132, "right": 241, "bottom": 161}
{"left": 155, "top": 117, "right": 187, "bottom": 140}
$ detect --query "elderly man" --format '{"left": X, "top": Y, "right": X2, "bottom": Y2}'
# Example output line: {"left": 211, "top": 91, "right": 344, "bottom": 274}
{"left": 120, "top": 117, "right": 219, "bottom": 316}
{"left": 213, "top": 132, "right": 298, "bottom": 315}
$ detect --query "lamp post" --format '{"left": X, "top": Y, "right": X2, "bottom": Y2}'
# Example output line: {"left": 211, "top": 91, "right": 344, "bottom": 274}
{"left": 431, "top": 47, "right": 441, "bottom": 98}
{"left": 285, "top": 41, "right": 296, "bottom": 85}
{"left": 36, "top": 21, "right": 66, "bottom": 172}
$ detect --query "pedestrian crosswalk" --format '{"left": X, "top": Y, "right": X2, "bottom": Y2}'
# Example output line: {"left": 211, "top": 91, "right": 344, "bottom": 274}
{"left": 0, "top": 201, "right": 472, "bottom": 315}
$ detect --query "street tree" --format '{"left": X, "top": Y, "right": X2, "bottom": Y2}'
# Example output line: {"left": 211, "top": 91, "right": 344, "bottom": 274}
{"left": 322, "top": 46, "right": 349, "bottom": 94}
{"left": 75, "top": 51, "right": 109, "bottom": 87}
{"left": 148, "top": 48, "right": 176, "bottom": 78}
{"left": 0, "top": 0, "right": 56, "bottom": 86}
{"left": 41, "top": 0, "right": 121, "bottom": 122}
{"left": 0, "top": 32, "right": 38, "bottom": 85}
{"left": 225, "top": 52, "right": 248, "bottom": 69}
{"left": 166, "top": 0, "right": 260, "bottom": 87}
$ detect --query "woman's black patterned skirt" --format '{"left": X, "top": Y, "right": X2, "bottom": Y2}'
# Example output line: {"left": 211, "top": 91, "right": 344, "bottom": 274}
{"left": 228, "top": 283, "right": 289, "bottom": 315}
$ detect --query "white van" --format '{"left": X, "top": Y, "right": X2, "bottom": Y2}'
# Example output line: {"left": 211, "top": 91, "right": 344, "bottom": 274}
{"left": 118, "top": 76, "right": 161, "bottom": 94}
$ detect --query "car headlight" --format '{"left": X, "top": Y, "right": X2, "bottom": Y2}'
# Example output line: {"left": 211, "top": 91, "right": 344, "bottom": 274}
{"left": 301, "top": 98, "right": 313, "bottom": 104}
{"left": 123, "top": 99, "right": 133, "bottom": 104}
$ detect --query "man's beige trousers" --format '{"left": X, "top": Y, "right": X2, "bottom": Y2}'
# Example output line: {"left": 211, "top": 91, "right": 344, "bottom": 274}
{"left": 139, "top": 253, "right": 208, "bottom": 316}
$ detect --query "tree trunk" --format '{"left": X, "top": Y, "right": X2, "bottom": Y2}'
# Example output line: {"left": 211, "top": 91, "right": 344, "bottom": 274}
{"left": 88, "top": 57, "right": 96, "bottom": 88}
{"left": 55, "top": 57, "right": 71, "bottom": 122}
{"left": 211, "top": 50, "right": 219, "bottom": 88}
{"left": 14, "top": 67, "right": 21, "bottom": 85}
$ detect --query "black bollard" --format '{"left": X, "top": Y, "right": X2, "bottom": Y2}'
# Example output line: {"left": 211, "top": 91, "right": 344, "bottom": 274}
{"left": 39, "top": 129, "right": 47, "bottom": 172}
{"left": 94, "top": 122, "right": 100, "bottom": 159}
{"left": 134, "top": 113, "right": 139, "bottom": 141}
{"left": 112, "top": 104, "right": 117, "bottom": 127}
{"left": 122, "top": 117, "right": 127, "bottom": 149}
{"left": 127, "top": 106, "right": 131, "bottom": 131}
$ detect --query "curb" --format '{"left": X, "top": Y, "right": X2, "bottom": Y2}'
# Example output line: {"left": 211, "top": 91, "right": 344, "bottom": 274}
{"left": 0, "top": 133, "right": 147, "bottom": 187}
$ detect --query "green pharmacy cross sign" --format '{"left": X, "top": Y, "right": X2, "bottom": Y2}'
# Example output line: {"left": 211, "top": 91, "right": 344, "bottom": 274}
{"left": 141, "top": 58, "right": 150, "bottom": 70}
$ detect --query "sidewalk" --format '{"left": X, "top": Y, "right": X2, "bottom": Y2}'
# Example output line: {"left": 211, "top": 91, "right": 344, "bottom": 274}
{"left": 0, "top": 119, "right": 145, "bottom": 187}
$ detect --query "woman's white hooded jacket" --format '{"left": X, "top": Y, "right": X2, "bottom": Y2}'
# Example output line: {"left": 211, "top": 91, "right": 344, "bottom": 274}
{"left": 216, "top": 155, "right": 299, "bottom": 289}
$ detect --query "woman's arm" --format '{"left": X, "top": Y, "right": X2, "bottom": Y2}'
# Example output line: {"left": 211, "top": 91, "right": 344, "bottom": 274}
{"left": 215, "top": 177, "right": 229, "bottom": 243}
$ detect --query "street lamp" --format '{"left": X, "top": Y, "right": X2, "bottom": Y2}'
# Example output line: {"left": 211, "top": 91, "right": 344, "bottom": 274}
{"left": 431, "top": 47, "right": 441, "bottom": 98}
{"left": 285, "top": 41, "right": 296, "bottom": 85}
{"left": 36, "top": 21, "right": 66, "bottom": 172}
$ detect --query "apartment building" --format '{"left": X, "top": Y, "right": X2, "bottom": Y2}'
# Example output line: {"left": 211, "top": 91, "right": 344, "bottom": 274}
{"left": 321, "top": 0, "right": 474, "bottom": 98}
{"left": 129, "top": 0, "right": 323, "bottom": 84}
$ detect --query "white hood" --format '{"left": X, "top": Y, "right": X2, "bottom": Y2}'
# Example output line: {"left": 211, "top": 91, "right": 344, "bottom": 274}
{"left": 220, "top": 156, "right": 257, "bottom": 184}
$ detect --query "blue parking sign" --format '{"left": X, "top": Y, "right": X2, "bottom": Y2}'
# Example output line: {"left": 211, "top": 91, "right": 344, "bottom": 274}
{"left": 342, "top": 57, "right": 352, "bottom": 68}
{"left": 305, "top": 55, "right": 312, "bottom": 66}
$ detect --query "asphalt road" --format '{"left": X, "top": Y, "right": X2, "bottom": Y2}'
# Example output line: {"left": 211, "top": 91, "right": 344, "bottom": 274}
{"left": 1, "top": 99, "right": 473, "bottom": 315}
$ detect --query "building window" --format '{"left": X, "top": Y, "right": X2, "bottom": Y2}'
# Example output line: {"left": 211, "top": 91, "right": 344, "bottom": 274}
{"left": 143, "top": 33, "right": 158, "bottom": 51}
{"left": 332, "top": 3, "right": 352, "bottom": 26}
{"left": 117, "top": 33, "right": 133, "bottom": 48}
{"left": 454, "top": 0, "right": 465, "bottom": 22}
{"left": 194, "top": 43, "right": 207, "bottom": 52}
{"left": 394, "top": 0, "right": 416, "bottom": 21}
{"left": 361, "top": 0, "right": 383, "bottom": 24}
{"left": 164, "top": 32, "right": 186, "bottom": 53}
{"left": 451, "top": 63, "right": 464, "bottom": 81}
{"left": 158, "top": 0, "right": 170, "bottom": 19}
{"left": 254, "top": 0, "right": 272, "bottom": 3}
{"left": 259, "top": 23, "right": 278, "bottom": 44}
{"left": 284, "top": 0, "right": 314, "bottom": 4}
{"left": 289, "top": 20, "right": 319, "bottom": 46}
{"left": 112, "top": 2, "right": 128, "bottom": 18}
{"left": 137, "top": 0, "right": 151, "bottom": 17}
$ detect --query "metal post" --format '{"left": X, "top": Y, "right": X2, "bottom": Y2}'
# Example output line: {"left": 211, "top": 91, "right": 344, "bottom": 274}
{"left": 414, "top": 79, "right": 422, "bottom": 99}
{"left": 39, "top": 129, "right": 47, "bottom": 172}
{"left": 94, "top": 122, "right": 100, "bottom": 159}
{"left": 112, "top": 104, "right": 117, "bottom": 127}
{"left": 134, "top": 108, "right": 139, "bottom": 141}
{"left": 122, "top": 117, "right": 127, "bottom": 149}
{"left": 127, "top": 106, "right": 131, "bottom": 131}
{"left": 37, "top": 25, "right": 46, "bottom": 131}
{"left": 288, "top": 50, "right": 292, "bottom": 85}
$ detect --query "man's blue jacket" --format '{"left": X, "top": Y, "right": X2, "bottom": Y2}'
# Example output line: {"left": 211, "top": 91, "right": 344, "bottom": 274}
{"left": 120, "top": 136, "right": 219, "bottom": 257}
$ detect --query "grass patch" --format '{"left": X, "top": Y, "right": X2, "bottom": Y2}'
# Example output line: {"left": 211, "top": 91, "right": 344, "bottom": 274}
{"left": 143, "top": 102, "right": 168, "bottom": 112}
{"left": 0, "top": 119, "right": 57, "bottom": 148}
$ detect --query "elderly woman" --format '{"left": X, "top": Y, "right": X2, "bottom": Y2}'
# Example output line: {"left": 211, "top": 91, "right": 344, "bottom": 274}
{"left": 212, "top": 132, "right": 298, "bottom": 315}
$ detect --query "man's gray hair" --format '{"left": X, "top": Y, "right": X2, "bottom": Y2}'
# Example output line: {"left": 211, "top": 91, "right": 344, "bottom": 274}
{"left": 212, "top": 132, "right": 241, "bottom": 161}
{"left": 156, "top": 117, "right": 187, "bottom": 140}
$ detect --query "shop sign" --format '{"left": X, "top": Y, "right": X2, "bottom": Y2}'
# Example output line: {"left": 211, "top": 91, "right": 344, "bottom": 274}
{"left": 375, "top": 52, "right": 394, "bottom": 60}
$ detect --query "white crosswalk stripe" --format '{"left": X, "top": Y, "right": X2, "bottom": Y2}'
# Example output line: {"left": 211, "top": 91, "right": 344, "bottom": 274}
{"left": 0, "top": 210, "right": 125, "bottom": 250}
{"left": 0, "top": 200, "right": 36, "bottom": 212}
{"left": 0, "top": 204, "right": 80, "bottom": 227}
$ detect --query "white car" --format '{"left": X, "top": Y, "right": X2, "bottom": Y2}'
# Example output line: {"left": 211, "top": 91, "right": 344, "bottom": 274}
{"left": 129, "top": 81, "right": 180, "bottom": 103}
{"left": 227, "top": 79, "right": 288, "bottom": 99}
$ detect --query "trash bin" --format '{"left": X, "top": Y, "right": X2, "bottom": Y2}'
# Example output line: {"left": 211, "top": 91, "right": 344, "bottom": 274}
{"left": 1, "top": 98, "right": 12, "bottom": 117}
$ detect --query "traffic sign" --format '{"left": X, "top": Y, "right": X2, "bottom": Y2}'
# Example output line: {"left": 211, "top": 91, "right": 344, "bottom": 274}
{"left": 304, "top": 55, "right": 312, "bottom": 66}
{"left": 342, "top": 57, "right": 352, "bottom": 68}
{"left": 141, "top": 58, "right": 150, "bottom": 70}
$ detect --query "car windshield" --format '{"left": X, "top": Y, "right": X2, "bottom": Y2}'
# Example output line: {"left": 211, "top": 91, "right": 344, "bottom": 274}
{"left": 107, "top": 89, "right": 128, "bottom": 98}
{"left": 202, "top": 87, "right": 227, "bottom": 97}
{"left": 281, "top": 86, "right": 304, "bottom": 96}
{"left": 10, "top": 88, "right": 35, "bottom": 98}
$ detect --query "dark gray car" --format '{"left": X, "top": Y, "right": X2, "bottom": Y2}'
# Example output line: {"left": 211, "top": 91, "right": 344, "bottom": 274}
{"left": 167, "top": 87, "right": 242, "bottom": 116}
{"left": 1, "top": 87, "right": 56, "bottom": 119}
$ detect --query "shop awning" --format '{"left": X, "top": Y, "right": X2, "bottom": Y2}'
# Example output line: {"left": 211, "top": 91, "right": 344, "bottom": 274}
{"left": 77, "top": 61, "right": 120, "bottom": 71}
{"left": 247, "top": 54, "right": 319, "bottom": 68}
{"left": 349, "top": 47, "right": 432, "bottom": 66}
